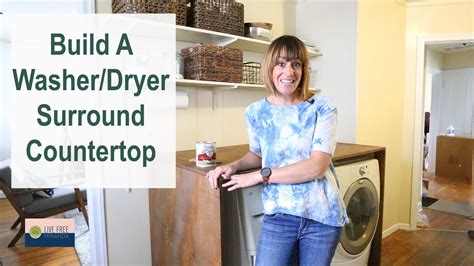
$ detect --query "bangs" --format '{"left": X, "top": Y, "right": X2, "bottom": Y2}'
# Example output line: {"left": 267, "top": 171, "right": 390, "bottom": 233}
{"left": 270, "top": 37, "right": 305, "bottom": 64}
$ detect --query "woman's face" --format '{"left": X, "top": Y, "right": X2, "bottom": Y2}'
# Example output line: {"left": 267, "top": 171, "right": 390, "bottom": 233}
{"left": 272, "top": 52, "right": 303, "bottom": 97}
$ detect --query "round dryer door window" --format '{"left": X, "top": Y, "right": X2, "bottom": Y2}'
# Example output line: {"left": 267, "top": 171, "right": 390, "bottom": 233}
{"left": 340, "top": 178, "right": 379, "bottom": 255}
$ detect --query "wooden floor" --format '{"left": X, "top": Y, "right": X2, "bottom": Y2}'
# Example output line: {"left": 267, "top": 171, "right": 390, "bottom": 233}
{"left": 0, "top": 199, "right": 80, "bottom": 265}
{"left": 381, "top": 173, "right": 474, "bottom": 265}
{"left": 1, "top": 174, "right": 472, "bottom": 265}
{"left": 423, "top": 172, "right": 474, "bottom": 207}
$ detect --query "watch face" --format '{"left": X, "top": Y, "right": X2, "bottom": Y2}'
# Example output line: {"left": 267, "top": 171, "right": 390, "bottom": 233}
{"left": 261, "top": 167, "right": 271, "bottom": 177}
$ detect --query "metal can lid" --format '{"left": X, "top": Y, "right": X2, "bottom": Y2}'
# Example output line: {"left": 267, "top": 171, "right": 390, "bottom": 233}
{"left": 196, "top": 141, "right": 216, "bottom": 144}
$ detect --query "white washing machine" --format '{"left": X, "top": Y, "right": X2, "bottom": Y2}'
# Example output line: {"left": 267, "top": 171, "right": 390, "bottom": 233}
{"left": 331, "top": 159, "right": 380, "bottom": 266}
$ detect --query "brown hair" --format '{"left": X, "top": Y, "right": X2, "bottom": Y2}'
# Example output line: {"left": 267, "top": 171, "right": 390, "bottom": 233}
{"left": 262, "top": 35, "right": 311, "bottom": 100}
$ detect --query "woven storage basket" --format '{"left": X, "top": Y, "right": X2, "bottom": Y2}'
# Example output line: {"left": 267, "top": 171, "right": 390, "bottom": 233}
{"left": 112, "top": 0, "right": 187, "bottom": 26}
{"left": 182, "top": 45, "right": 243, "bottom": 83}
{"left": 187, "top": 0, "right": 244, "bottom": 36}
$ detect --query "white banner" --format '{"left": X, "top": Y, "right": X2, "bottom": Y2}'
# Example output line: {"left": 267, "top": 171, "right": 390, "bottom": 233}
{"left": 11, "top": 14, "right": 176, "bottom": 188}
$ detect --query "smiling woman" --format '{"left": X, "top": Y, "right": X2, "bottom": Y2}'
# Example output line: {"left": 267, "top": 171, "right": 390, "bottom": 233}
{"left": 206, "top": 35, "right": 348, "bottom": 266}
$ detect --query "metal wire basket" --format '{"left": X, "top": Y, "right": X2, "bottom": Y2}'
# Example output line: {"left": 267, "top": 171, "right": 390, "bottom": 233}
{"left": 243, "top": 62, "right": 263, "bottom": 84}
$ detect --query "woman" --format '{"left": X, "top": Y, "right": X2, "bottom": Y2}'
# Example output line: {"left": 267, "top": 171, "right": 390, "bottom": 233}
{"left": 207, "top": 35, "right": 348, "bottom": 266}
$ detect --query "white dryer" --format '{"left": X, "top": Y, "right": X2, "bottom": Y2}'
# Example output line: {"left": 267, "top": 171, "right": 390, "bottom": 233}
{"left": 331, "top": 159, "right": 380, "bottom": 266}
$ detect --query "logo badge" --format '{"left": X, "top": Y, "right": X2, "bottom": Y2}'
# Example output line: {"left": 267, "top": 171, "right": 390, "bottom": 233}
{"left": 25, "top": 218, "right": 75, "bottom": 247}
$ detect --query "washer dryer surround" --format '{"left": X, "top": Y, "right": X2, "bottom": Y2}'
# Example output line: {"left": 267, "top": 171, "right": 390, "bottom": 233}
{"left": 332, "top": 159, "right": 380, "bottom": 266}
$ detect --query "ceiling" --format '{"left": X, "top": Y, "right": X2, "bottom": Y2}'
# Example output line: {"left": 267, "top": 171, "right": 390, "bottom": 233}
{"left": 428, "top": 42, "right": 474, "bottom": 53}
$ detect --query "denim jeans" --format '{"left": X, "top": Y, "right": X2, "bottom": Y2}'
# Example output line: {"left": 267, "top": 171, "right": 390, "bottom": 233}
{"left": 256, "top": 213, "right": 342, "bottom": 266}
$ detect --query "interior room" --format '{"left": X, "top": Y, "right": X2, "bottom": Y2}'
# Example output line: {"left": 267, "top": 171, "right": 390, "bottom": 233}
{"left": 413, "top": 40, "right": 474, "bottom": 254}
{"left": 0, "top": 0, "right": 473, "bottom": 265}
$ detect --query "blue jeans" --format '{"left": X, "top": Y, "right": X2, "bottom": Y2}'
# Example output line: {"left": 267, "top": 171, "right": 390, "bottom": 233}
{"left": 256, "top": 213, "right": 342, "bottom": 266}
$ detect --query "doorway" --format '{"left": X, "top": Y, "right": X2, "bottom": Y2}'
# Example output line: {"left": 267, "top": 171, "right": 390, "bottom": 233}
{"left": 410, "top": 33, "right": 474, "bottom": 232}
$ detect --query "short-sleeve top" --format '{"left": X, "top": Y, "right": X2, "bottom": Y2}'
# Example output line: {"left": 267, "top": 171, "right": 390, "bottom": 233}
{"left": 245, "top": 94, "right": 349, "bottom": 227}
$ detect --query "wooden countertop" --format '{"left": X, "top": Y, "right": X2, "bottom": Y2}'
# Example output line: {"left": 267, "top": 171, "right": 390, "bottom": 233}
{"left": 177, "top": 143, "right": 385, "bottom": 175}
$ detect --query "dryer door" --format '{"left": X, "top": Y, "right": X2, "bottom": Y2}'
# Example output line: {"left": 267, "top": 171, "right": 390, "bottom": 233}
{"left": 340, "top": 178, "right": 379, "bottom": 255}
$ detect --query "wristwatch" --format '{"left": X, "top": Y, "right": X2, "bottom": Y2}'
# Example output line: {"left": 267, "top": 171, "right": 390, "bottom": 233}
{"left": 260, "top": 167, "right": 272, "bottom": 184}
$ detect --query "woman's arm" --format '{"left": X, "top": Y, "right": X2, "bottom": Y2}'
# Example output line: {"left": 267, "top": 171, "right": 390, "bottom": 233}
{"left": 228, "top": 151, "right": 262, "bottom": 173}
{"left": 222, "top": 150, "right": 331, "bottom": 191}
{"left": 268, "top": 151, "right": 331, "bottom": 183}
{"left": 207, "top": 151, "right": 262, "bottom": 189}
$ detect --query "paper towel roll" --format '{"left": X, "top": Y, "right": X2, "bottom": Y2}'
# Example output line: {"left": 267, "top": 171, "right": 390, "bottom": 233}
{"left": 176, "top": 90, "right": 189, "bottom": 109}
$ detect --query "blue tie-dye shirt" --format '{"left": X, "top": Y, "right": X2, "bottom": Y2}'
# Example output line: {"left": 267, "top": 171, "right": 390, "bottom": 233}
{"left": 245, "top": 94, "right": 349, "bottom": 227}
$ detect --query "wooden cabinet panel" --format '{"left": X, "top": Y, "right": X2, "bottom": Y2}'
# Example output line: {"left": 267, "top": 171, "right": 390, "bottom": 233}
{"left": 149, "top": 169, "right": 221, "bottom": 266}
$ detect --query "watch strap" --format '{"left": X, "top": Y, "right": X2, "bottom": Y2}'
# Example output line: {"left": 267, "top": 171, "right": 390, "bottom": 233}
{"left": 260, "top": 167, "right": 272, "bottom": 184}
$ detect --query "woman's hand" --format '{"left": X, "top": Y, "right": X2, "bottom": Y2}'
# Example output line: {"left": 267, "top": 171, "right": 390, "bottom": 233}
{"left": 206, "top": 164, "right": 237, "bottom": 189}
{"left": 222, "top": 171, "right": 262, "bottom": 191}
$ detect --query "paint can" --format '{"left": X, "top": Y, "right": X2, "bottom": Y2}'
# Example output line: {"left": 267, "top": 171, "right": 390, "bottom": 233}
{"left": 196, "top": 141, "right": 216, "bottom": 167}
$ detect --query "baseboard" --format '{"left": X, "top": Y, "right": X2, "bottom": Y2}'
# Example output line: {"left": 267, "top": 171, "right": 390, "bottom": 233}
{"left": 382, "top": 223, "right": 410, "bottom": 239}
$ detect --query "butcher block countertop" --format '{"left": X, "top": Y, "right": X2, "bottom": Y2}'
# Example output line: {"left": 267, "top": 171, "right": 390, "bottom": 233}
{"left": 176, "top": 142, "right": 385, "bottom": 175}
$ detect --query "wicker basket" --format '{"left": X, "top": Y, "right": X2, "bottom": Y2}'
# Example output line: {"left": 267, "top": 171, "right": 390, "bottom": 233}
{"left": 243, "top": 62, "right": 262, "bottom": 84}
{"left": 112, "top": 0, "right": 187, "bottom": 26}
{"left": 182, "top": 45, "right": 243, "bottom": 83}
{"left": 187, "top": 0, "right": 244, "bottom": 36}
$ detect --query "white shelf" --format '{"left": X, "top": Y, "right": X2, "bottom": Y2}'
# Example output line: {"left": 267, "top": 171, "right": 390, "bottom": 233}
{"left": 176, "top": 78, "right": 321, "bottom": 93}
{"left": 176, "top": 25, "right": 322, "bottom": 58}
{"left": 177, "top": 79, "right": 265, "bottom": 90}
{"left": 175, "top": 26, "right": 322, "bottom": 91}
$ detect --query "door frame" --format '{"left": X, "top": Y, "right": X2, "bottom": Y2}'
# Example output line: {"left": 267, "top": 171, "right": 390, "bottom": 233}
{"left": 87, "top": 189, "right": 108, "bottom": 265}
{"left": 409, "top": 32, "right": 474, "bottom": 230}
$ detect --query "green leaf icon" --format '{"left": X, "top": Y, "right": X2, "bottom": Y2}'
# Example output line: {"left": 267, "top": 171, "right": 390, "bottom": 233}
{"left": 30, "top": 225, "right": 42, "bottom": 239}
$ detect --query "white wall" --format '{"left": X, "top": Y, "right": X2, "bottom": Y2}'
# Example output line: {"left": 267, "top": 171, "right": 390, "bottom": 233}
{"left": 296, "top": 1, "right": 357, "bottom": 143}
{"left": 425, "top": 47, "right": 443, "bottom": 114}
{"left": 239, "top": 0, "right": 297, "bottom": 37}
{"left": 0, "top": 42, "right": 12, "bottom": 161}
{"left": 104, "top": 189, "right": 152, "bottom": 265}
{"left": 427, "top": 71, "right": 442, "bottom": 173}
{"left": 438, "top": 68, "right": 474, "bottom": 136}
